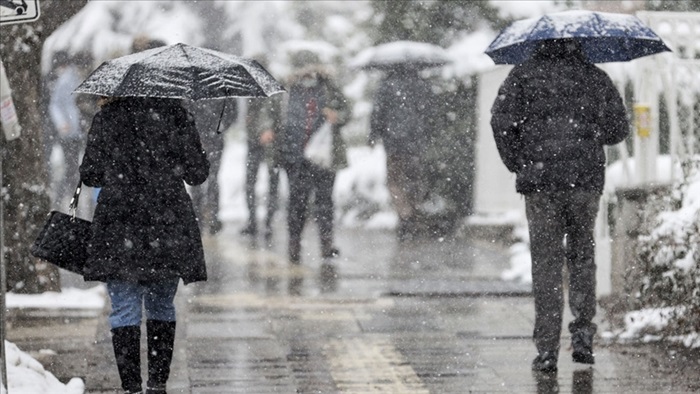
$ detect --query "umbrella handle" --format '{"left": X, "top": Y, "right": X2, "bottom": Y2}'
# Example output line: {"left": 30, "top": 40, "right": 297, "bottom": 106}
{"left": 216, "top": 100, "right": 226, "bottom": 134}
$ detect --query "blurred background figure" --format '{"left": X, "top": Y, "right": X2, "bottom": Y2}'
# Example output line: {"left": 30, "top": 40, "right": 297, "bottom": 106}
{"left": 132, "top": 35, "right": 166, "bottom": 53}
{"left": 187, "top": 99, "right": 238, "bottom": 235}
{"left": 369, "top": 66, "right": 437, "bottom": 241}
{"left": 280, "top": 49, "right": 350, "bottom": 264}
{"left": 240, "top": 56, "right": 284, "bottom": 243}
{"left": 46, "top": 50, "right": 87, "bottom": 209}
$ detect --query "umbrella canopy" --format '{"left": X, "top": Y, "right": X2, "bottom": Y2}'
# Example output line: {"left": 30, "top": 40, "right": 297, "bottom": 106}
{"left": 74, "top": 43, "right": 285, "bottom": 100}
{"left": 349, "top": 40, "right": 451, "bottom": 70}
{"left": 485, "top": 10, "right": 672, "bottom": 64}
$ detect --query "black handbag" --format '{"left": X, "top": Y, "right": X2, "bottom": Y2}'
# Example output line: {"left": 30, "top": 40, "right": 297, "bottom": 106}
{"left": 30, "top": 180, "right": 91, "bottom": 275}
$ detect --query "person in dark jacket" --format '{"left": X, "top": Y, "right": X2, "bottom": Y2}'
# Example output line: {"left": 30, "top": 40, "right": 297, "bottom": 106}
{"left": 280, "top": 50, "right": 350, "bottom": 264}
{"left": 369, "top": 67, "right": 435, "bottom": 241}
{"left": 185, "top": 99, "right": 238, "bottom": 235}
{"left": 80, "top": 96, "right": 210, "bottom": 394}
{"left": 240, "top": 91, "right": 284, "bottom": 242}
{"left": 490, "top": 39, "right": 629, "bottom": 372}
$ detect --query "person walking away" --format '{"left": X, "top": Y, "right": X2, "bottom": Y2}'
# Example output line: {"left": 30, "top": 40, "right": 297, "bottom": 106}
{"left": 490, "top": 39, "right": 629, "bottom": 372}
{"left": 186, "top": 99, "right": 238, "bottom": 235}
{"left": 80, "top": 97, "right": 210, "bottom": 393}
{"left": 280, "top": 50, "right": 350, "bottom": 264}
{"left": 48, "top": 51, "right": 85, "bottom": 209}
{"left": 240, "top": 93, "right": 284, "bottom": 242}
{"left": 369, "top": 66, "right": 435, "bottom": 241}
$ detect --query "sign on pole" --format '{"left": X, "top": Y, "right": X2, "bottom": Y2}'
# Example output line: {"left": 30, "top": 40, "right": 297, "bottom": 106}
{"left": 0, "top": 0, "right": 40, "bottom": 25}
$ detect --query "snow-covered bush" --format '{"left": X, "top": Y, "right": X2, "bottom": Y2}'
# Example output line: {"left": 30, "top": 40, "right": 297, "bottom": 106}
{"left": 634, "top": 156, "right": 700, "bottom": 338}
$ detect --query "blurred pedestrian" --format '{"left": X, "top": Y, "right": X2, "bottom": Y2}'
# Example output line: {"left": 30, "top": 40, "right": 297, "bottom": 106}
{"left": 369, "top": 66, "right": 435, "bottom": 241}
{"left": 47, "top": 50, "right": 85, "bottom": 209}
{"left": 80, "top": 96, "right": 210, "bottom": 394}
{"left": 490, "top": 39, "right": 629, "bottom": 372}
{"left": 240, "top": 91, "right": 284, "bottom": 242}
{"left": 186, "top": 99, "right": 238, "bottom": 234}
{"left": 280, "top": 50, "right": 350, "bottom": 264}
{"left": 132, "top": 36, "right": 167, "bottom": 53}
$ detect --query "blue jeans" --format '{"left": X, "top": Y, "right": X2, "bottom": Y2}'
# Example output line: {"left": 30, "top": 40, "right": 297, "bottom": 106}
{"left": 107, "top": 279, "right": 179, "bottom": 328}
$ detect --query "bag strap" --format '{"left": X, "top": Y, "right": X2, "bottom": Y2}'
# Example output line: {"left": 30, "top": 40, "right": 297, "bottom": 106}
{"left": 68, "top": 179, "right": 83, "bottom": 220}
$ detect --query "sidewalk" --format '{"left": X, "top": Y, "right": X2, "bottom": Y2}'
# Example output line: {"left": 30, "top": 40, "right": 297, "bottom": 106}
{"left": 6, "top": 223, "right": 700, "bottom": 393}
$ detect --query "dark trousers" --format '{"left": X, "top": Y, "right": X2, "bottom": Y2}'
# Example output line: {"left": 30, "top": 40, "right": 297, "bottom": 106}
{"left": 386, "top": 153, "right": 425, "bottom": 223}
{"left": 524, "top": 190, "right": 600, "bottom": 355}
{"left": 191, "top": 143, "right": 223, "bottom": 231}
{"left": 244, "top": 145, "right": 280, "bottom": 230}
{"left": 286, "top": 160, "right": 336, "bottom": 262}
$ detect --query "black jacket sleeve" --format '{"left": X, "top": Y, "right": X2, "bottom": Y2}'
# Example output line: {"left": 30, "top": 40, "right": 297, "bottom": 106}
{"left": 178, "top": 110, "right": 210, "bottom": 186}
{"left": 490, "top": 69, "right": 526, "bottom": 173}
{"left": 79, "top": 112, "right": 107, "bottom": 187}
{"left": 594, "top": 70, "right": 629, "bottom": 146}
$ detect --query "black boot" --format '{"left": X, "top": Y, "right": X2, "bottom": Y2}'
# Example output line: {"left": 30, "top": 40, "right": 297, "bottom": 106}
{"left": 532, "top": 351, "right": 558, "bottom": 373}
{"left": 240, "top": 221, "right": 257, "bottom": 236}
{"left": 320, "top": 235, "right": 339, "bottom": 259}
{"left": 289, "top": 237, "right": 301, "bottom": 265}
{"left": 111, "top": 326, "right": 143, "bottom": 393}
{"left": 572, "top": 329, "right": 595, "bottom": 364}
{"left": 146, "top": 320, "right": 176, "bottom": 394}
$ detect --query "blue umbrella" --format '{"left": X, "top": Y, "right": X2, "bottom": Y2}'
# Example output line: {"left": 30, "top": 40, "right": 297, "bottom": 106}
{"left": 485, "top": 10, "right": 672, "bottom": 64}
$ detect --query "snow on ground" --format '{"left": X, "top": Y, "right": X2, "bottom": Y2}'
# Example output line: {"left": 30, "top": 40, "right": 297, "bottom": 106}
{"left": 7, "top": 0, "right": 694, "bottom": 390}
{"left": 601, "top": 307, "right": 700, "bottom": 349}
{"left": 1, "top": 341, "right": 85, "bottom": 394}
{"left": 3, "top": 286, "right": 105, "bottom": 393}
{"left": 6, "top": 148, "right": 699, "bottom": 393}
{"left": 5, "top": 286, "right": 105, "bottom": 310}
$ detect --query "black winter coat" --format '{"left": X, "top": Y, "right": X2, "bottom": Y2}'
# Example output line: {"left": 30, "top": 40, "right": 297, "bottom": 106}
{"left": 80, "top": 98, "right": 210, "bottom": 284}
{"left": 369, "top": 70, "right": 434, "bottom": 156}
{"left": 490, "top": 47, "right": 629, "bottom": 195}
{"left": 281, "top": 72, "right": 350, "bottom": 170}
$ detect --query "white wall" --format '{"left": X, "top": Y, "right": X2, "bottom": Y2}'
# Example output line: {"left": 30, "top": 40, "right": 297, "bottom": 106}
{"left": 474, "top": 66, "right": 525, "bottom": 217}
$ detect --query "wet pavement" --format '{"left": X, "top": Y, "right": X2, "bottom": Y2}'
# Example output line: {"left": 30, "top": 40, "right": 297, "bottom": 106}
{"left": 6, "top": 221, "right": 700, "bottom": 393}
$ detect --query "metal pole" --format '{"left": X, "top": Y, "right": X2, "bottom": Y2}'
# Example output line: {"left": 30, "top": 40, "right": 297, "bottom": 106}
{"left": 0, "top": 147, "right": 7, "bottom": 391}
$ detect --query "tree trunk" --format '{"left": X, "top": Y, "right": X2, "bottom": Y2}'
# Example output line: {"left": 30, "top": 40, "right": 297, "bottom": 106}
{"left": 0, "top": 0, "right": 87, "bottom": 293}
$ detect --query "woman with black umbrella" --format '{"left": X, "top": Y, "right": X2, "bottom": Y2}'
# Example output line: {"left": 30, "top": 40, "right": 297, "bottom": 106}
{"left": 80, "top": 96, "right": 210, "bottom": 394}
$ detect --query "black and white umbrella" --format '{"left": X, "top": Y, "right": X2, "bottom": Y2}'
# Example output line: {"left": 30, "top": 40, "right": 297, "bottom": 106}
{"left": 74, "top": 43, "right": 285, "bottom": 100}
{"left": 485, "top": 10, "right": 672, "bottom": 64}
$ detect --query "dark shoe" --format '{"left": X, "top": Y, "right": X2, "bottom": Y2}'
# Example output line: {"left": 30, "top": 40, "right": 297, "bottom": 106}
{"left": 209, "top": 219, "right": 223, "bottom": 235}
{"left": 289, "top": 238, "right": 301, "bottom": 265}
{"left": 397, "top": 220, "right": 415, "bottom": 243}
{"left": 321, "top": 247, "right": 340, "bottom": 259}
{"left": 240, "top": 223, "right": 257, "bottom": 236}
{"left": 532, "top": 352, "right": 558, "bottom": 372}
{"left": 111, "top": 326, "right": 143, "bottom": 394}
{"left": 263, "top": 227, "right": 273, "bottom": 245}
{"left": 572, "top": 330, "right": 595, "bottom": 364}
{"left": 147, "top": 320, "right": 176, "bottom": 392}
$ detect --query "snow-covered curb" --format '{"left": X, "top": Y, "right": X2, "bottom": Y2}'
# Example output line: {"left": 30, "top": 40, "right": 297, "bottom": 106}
{"left": 602, "top": 307, "right": 700, "bottom": 349}
{"left": 1, "top": 341, "right": 85, "bottom": 394}
{"left": 2, "top": 286, "right": 105, "bottom": 393}
{"left": 5, "top": 285, "right": 106, "bottom": 309}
